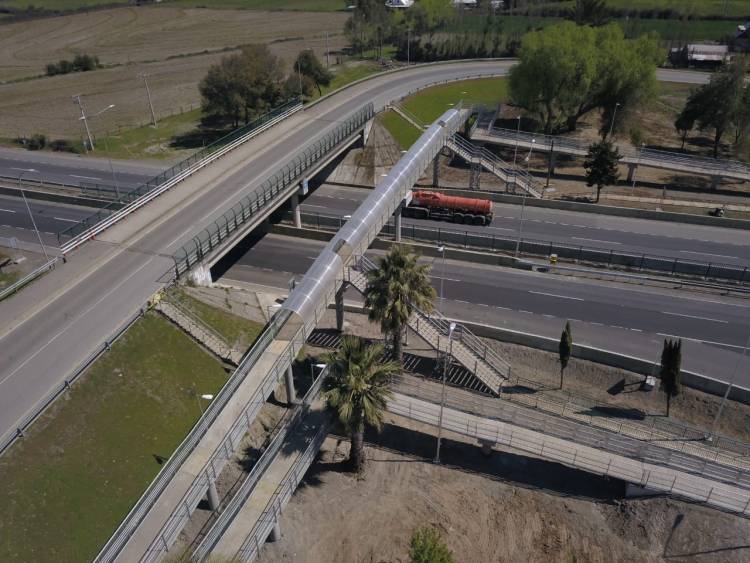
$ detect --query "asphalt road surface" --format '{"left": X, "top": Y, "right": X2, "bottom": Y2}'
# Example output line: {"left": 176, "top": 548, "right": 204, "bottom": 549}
{"left": 301, "top": 184, "right": 750, "bottom": 267}
{"left": 0, "top": 60, "right": 547, "bottom": 446}
{"left": 0, "top": 194, "right": 94, "bottom": 247}
{"left": 218, "top": 234, "right": 750, "bottom": 389}
{"left": 0, "top": 147, "right": 161, "bottom": 192}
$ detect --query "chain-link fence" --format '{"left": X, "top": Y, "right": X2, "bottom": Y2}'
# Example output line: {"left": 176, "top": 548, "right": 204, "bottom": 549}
{"left": 58, "top": 98, "right": 302, "bottom": 241}
{"left": 172, "top": 103, "right": 374, "bottom": 278}
{"left": 293, "top": 211, "right": 750, "bottom": 286}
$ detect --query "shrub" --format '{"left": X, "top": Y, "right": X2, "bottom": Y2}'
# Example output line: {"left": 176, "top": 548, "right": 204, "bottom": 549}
{"left": 26, "top": 133, "right": 47, "bottom": 150}
{"left": 50, "top": 139, "right": 79, "bottom": 153}
{"left": 45, "top": 54, "right": 99, "bottom": 76}
{"left": 409, "top": 526, "right": 454, "bottom": 563}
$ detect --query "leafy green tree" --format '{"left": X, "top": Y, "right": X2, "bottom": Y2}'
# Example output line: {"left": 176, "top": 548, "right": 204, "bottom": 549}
{"left": 509, "top": 22, "right": 659, "bottom": 134}
{"left": 294, "top": 50, "right": 332, "bottom": 96}
{"left": 678, "top": 59, "right": 747, "bottom": 158}
{"left": 584, "top": 140, "right": 621, "bottom": 202}
{"left": 569, "top": 0, "right": 609, "bottom": 26}
{"left": 558, "top": 321, "right": 572, "bottom": 389}
{"left": 324, "top": 336, "right": 399, "bottom": 472}
{"left": 410, "top": 526, "right": 454, "bottom": 563}
{"left": 199, "top": 44, "right": 284, "bottom": 128}
{"left": 659, "top": 339, "right": 682, "bottom": 417}
{"left": 364, "top": 245, "right": 436, "bottom": 364}
{"left": 675, "top": 106, "right": 698, "bottom": 151}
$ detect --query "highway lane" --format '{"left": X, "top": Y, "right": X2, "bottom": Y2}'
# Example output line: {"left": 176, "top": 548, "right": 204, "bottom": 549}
{"left": 0, "top": 194, "right": 95, "bottom": 247}
{"left": 0, "top": 147, "right": 161, "bottom": 191}
{"left": 0, "top": 60, "right": 538, "bottom": 446}
{"left": 218, "top": 234, "right": 750, "bottom": 388}
{"left": 301, "top": 184, "right": 750, "bottom": 267}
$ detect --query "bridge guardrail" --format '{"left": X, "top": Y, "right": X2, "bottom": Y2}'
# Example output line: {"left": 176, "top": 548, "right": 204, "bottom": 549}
{"left": 57, "top": 99, "right": 303, "bottom": 253}
{"left": 485, "top": 127, "right": 750, "bottom": 179}
{"left": 293, "top": 211, "right": 749, "bottom": 286}
{"left": 388, "top": 390, "right": 750, "bottom": 517}
{"left": 172, "top": 103, "right": 374, "bottom": 277}
{"left": 191, "top": 363, "right": 330, "bottom": 561}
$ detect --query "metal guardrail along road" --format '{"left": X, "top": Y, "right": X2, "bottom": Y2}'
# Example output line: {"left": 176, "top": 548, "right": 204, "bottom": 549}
{"left": 294, "top": 211, "right": 750, "bottom": 286}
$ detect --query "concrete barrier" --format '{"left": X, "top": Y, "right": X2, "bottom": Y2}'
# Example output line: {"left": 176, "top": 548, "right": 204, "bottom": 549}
{"left": 433, "top": 189, "right": 750, "bottom": 230}
{"left": 0, "top": 185, "right": 118, "bottom": 210}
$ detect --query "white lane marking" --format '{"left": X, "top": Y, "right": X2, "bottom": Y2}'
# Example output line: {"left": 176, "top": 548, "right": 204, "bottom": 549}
{"left": 70, "top": 174, "right": 101, "bottom": 181}
{"left": 572, "top": 237, "right": 622, "bottom": 245}
{"left": 0, "top": 208, "right": 16, "bottom": 213}
{"left": 657, "top": 333, "right": 745, "bottom": 350}
{"left": 529, "top": 290, "right": 584, "bottom": 301}
{"left": 486, "top": 226, "right": 515, "bottom": 232}
{"left": 679, "top": 250, "right": 740, "bottom": 260}
{"left": 165, "top": 226, "right": 197, "bottom": 250}
{"left": 0, "top": 258, "right": 155, "bottom": 387}
{"left": 431, "top": 276, "right": 461, "bottom": 282}
{"left": 53, "top": 217, "right": 78, "bottom": 223}
{"left": 661, "top": 311, "right": 729, "bottom": 324}
{"left": 300, "top": 204, "right": 329, "bottom": 209}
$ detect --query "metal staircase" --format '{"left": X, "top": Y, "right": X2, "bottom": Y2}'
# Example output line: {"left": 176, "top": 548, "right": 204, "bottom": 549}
{"left": 346, "top": 256, "right": 510, "bottom": 395}
{"left": 447, "top": 134, "right": 543, "bottom": 198}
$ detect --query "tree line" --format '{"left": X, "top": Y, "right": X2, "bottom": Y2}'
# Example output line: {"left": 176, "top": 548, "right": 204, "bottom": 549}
{"left": 198, "top": 44, "right": 331, "bottom": 128}
{"left": 45, "top": 53, "right": 100, "bottom": 76}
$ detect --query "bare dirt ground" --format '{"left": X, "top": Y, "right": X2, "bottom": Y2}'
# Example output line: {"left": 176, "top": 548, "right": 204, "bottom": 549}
{"left": 179, "top": 286, "right": 750, "bottom": 563}
{"left": 260, "top": 424, "right": 750, "bottom": 563}
{"left": 0, "top": 6, "right": 347, "bottom": 139}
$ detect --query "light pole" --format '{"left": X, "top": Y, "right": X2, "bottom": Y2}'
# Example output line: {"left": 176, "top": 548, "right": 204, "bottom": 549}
{"left": 324, "top": 31, "right": 330, "bottom": 68}
{"left": 632, "top": 142, "right": 645, "bottom": 189}
{"left": 297, "top": 59, "right": 303, "bottom": 97}
{"left": 608, "top": 102, "right": 621, "bottom": 139}
{"left": 708, "top": 334, "right": 750, "bottom": 440}
{"left": 197, "top": 393, "right": 214, "bottom": 415}
{"left": 434, "top": 321, "right": 456, "bottom": 464}
{"left": 511, "top": 115, "right": 521, "bottom": 193}
{"left": 437, "top": 245, "right": 446, "bottom": 314}
{"left": 310, "top": 362, "right": 327, "bottom": 386}
{"left": 514, "top": 139, "right": 535, "bottom": 258}
{"left": 139, "top": 73, "right": 157, "bottom": 127}
{"left": 82, "top": 103, "right": 120, "bottom": 199}
{"left": 17, "top": 169, "right": 49, "bottom": 260}
{"left": 407, "top": 27, "right": 411, "bottom": 66}
{"left": 72, "top": 94, "right": 94, "bottom": 152}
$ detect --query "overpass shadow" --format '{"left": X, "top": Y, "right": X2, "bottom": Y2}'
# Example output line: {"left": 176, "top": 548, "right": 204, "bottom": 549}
{"left": 304, "top": 422, "right": 625, "bottom": 502}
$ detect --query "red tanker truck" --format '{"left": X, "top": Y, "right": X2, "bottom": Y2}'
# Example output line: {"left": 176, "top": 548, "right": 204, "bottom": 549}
{"left": 403, "top": 190, "right": 493, "bottom": 226}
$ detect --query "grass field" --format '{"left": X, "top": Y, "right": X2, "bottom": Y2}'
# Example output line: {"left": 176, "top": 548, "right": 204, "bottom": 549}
{"left": 550, "top": 0, "right": 750, "bottom": 18}
{"left": 379, "top": 110, "right": 421, "bottom": 151}
{"left": 402, "top": 77, "right": 508, "bottom": 124}
{"left": 0, "top": 311, "right": 232, "bottom": 562}
{"left": 0, "top": 6, "right": 347, "bottom": 140}
{"left": 1, "top": 0, "right": 347, "bottom": 11}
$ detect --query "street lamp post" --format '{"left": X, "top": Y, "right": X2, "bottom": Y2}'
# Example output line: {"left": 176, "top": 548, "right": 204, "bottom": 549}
{"left": 72, "top": 94, "right": 94, "bottom": 152}
{"left": 81, "top": 103, "right": 120, "bottom": 198}
{"left": 512, "top": 116, "right": 521, "bottom": 193}
{"left": 632, "top": 142, "right": 645, "bottom": 189}
{"left": 608, "top": 102, "right": 621, "bottom": 139}
{"left": 514, "top": 139, "right": 535, "bottom": 258}
{"left": 17, "top": 169, "right": 49, "bottom": 260}
{"left": 709, "top": 334, "right": 750, "bottom": 440}
{"left": 437, "top": 245, "right": 446, "bottom": 315}
{"left": 434, "top": 322, "right": 456, "bottom": 464}
{"left": 197, "top": 393, "right": 214, "bottom": 415}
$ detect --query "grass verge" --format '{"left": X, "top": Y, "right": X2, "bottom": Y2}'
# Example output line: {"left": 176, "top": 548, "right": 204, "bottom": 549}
{"left": 402, "top": 77, "right": 508, "bottom": 125}
{"left": 313, "top": 61, "right": 383, "bottom": 100}
{"left": 379, "top": 110, "right": 422, "bottom": 151}
{"left": 2, "top": 0, "right": 346, "bottom": 11}
{"left": 0, "top": 311, "right": 230, "bottom": 563}
{"left": 174, "top": 289, "right": 264, "bottom": 350}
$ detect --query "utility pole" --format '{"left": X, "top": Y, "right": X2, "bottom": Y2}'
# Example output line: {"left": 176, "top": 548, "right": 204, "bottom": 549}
{"left": 72, "top": 94, "right": 94, "bottom": 151}
{"left": 297, "top": 59, "right": 303, "bottom": 97}
{"left": 434, "top": 322, "right": 456, "bottom": 464}
{"left": 407, "top": 27, "right": 411, "bottom": 66}
{"left": 608, "top": 102, "right": 621, "bottom": 139}
{"left": 325, "top": 31, "right": 330, "bottom": 68}
{"left": 140, "top": 73, "right": 157, "bottom": 127}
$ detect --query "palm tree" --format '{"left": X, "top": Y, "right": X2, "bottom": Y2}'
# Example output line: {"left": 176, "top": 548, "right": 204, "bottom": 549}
{"left": 364, "top": 245, "right": 436, "bottom": 364}
{"left": 323, "top": 336, "right": 400, "bottom": 472}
